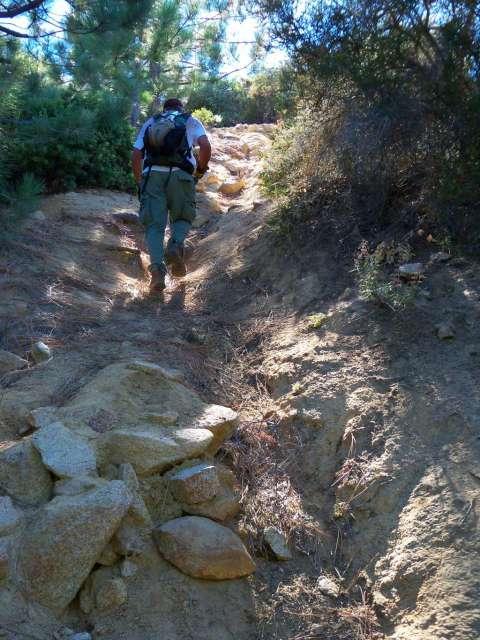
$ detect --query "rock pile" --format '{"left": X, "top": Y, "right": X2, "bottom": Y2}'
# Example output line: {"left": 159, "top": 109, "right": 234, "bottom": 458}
{"left": 0, "top": 359, "right": 254, "bottom": 616}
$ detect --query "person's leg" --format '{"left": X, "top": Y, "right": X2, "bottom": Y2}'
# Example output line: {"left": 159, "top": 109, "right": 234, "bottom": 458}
{"left": 139, "top": 172, "right": 169, "bottom": 289}
{"left": 170, "top": 219, "right": 191, "bottom": 245}
{"left": 165, "top": 170, "right": 196, "bottom": 277}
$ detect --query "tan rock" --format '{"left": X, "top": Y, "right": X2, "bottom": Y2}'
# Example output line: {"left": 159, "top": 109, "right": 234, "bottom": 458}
{"left": 264, "top": 527, "right": 292, "bottom": 561}
{"left": 31, "top": 341, "right": 51, "bottom": 363}
{"left": 80, "top": 566, "right": 127, "bottom": 613}
{"left": 218, "top": 179, "right": 246, "bottom": 196}
{"left": 105, "top": 427, "right": 214, "bottom": 476}
{"left": 166, "top": 463, "right": 220, "bottom": 504}
{"left": 0, "top": 439, "right": 52, "bottom": 506}
{"left": 154, "top": 516, "right": 255, "bottom": 580}
{"left": 138, "top": 474, "right": 183, "bottom": 525}
{"left": 182, "top": 488, "right": 240, "bottom": 522}
{"left": 32, "top": 422, "right": 97, "bottom": 478}
{"left": 317, "top": 575, "right": 340, "bottom": 598}
{"left": 195, "top": 404, "right": 238, "bottom": 454}
{"left": 49, "top": 362, "right": 236, "bottom": 456}
{"left": 17, "top": 480, "right": 131, "bottom": 610}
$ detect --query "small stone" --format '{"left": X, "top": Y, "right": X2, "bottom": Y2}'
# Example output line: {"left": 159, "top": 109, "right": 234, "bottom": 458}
{"left": 436, "top": 321, "right": 455, "bottom": 340}
{"left": 32, "top": 422, "right": 97, "bottom": 478}
{"left": 83, "top": 567, "right": 128, "bottom": 612}
{"left": 0, "top": 350, "right": 28, "bottom": 375}
{"left": 263, "top": 527, "right": 292, "bottom": 561}
{"left": 31, "top": 341, "right": 51, "bottom": 363}
{"left": 430, "top": 251, "right": 451, "bottom": 263}
{"left": 316, "top": 575, "right": 340, "bottom": 598}
{"left": 166, "top": 463, "right": 220, "bottom": 504}
{"left": 70, "top": 634, "right": 92, "bottom": 640}
{"left": 0, "top": 496, "right": 22, "bottom": 536}
{"left": 398, "top": 263, "right": 425, "bottom": 280}
{"left": 97, "top": 542, "right": 119, "bottom": 567}
{"left": 96, "top": 577, "right": 127, "bottom": 611}
{"left": 31, "top": 210, "right": 47, "bottom": 221}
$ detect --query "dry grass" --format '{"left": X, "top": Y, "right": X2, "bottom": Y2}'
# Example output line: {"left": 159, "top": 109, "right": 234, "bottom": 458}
{"left": 255, "top": 574, "right": 383, "bottom": 640}
{"left": 223, "top": 418, "right": 326, "bottom": 557}
{"left": 338, "top": 587, "right": 383, "bottom": 640}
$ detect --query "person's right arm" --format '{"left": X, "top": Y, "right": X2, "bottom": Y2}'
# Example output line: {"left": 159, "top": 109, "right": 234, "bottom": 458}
{"left": 197, "top": 135, "right": 211, "bottom": 173}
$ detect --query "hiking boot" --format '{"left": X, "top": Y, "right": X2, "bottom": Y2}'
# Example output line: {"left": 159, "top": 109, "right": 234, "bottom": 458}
{"left": 149, "top": 265, "right": 166, "bottom": 293}
{"left": 165, "top": 241, "right": 187, "bottom": 277}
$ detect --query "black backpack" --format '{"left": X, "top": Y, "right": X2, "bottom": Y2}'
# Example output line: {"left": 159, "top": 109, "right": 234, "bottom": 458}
{"left": 143, "top": 111, "right": 194, "bottom": 174}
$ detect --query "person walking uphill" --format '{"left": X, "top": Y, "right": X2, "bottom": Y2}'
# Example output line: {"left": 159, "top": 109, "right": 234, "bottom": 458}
{"left": 132, "top": 97, "right": 212, "bottom": 293}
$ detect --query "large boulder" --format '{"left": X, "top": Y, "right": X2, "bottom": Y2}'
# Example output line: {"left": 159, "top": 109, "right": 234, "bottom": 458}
{"left": 104, "top": 427, "right": 214, "bottom": 476}
{"left": 0, "top": 439, "right": 52, "bottom": 505}
{"left": 17, "top": 480, "right": 131, "bottom": 610}
{"left": 32, "top": 422, "right": 97, "bottom": 478}
{"left": 46, "top": 361, "right": 238, "bottom": 455}
{"left": 154, "top": 516, "right": 255, "bottom": 580}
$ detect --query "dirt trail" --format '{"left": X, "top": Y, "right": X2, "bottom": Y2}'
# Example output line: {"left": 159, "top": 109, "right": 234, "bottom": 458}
{"left": 1, "top": 124, "right": 480, "bottom": 640}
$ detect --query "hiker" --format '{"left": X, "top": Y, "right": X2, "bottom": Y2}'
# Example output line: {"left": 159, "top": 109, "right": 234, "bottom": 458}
{"left": 132, "top": 97, "right": 211, "bottom": 293}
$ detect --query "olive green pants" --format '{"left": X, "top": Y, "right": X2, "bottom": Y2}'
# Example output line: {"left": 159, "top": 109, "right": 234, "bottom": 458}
{"left": 139, "top": 169, "right": 196, "bottom": 270}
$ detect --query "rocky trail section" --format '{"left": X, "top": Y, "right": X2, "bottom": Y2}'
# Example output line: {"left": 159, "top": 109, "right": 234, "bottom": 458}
{"left": 0, "top": 125, "right": 272, "bottom": 640}
{"left": 1, "top": 123, "right": 480, "bottom": 640}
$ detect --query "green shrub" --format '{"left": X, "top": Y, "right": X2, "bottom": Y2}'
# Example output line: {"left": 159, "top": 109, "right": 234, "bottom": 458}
{"left": 1, "top": 172, "right": 44, "bottom": 235}
{"left": 1, "top": 77, "right": 135, "bottom": 194}
{"left": 191, "top": 107, "right": 222, "bottom": 126}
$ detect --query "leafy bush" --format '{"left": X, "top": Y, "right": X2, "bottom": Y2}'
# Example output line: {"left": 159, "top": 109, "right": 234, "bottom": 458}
{"left": 191, "top": 107, "right": 222, "bottom": 126}
{"left": 1, "top": 75, "right": 135, "bottom": 195}
{"left": 0, "top": 173, "right": 44, "bottom": 236}
{"left": 253, "top": 0, "right": 480, "bottom": 247}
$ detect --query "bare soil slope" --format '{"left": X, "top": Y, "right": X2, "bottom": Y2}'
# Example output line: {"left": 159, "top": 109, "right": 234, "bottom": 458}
{"left": 0, "top": 124, "right": 479, "bottom": 640}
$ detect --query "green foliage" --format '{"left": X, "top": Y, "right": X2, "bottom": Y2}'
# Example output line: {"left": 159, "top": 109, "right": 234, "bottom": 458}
{"left": 307, "top": 313, "right": 328, "bottom": 330}
{"left": 354, "top": 255, "right": 416, "bottom": 311}
{"left": 4, "top": 81, "right": 134, "bottom": 192}
{"left": 253, "top": 0, "right": 480, "bottom": 246}
{"left": 1, "top": 173, "right": 44, "bottom": 234}
{"left": 191, "top": 107, "right": 222, "bottom": 126}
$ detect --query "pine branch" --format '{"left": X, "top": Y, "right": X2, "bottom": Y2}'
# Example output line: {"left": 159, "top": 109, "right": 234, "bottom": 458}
{"left": 0, "top": 0, "right": 45, "bottom": 19}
